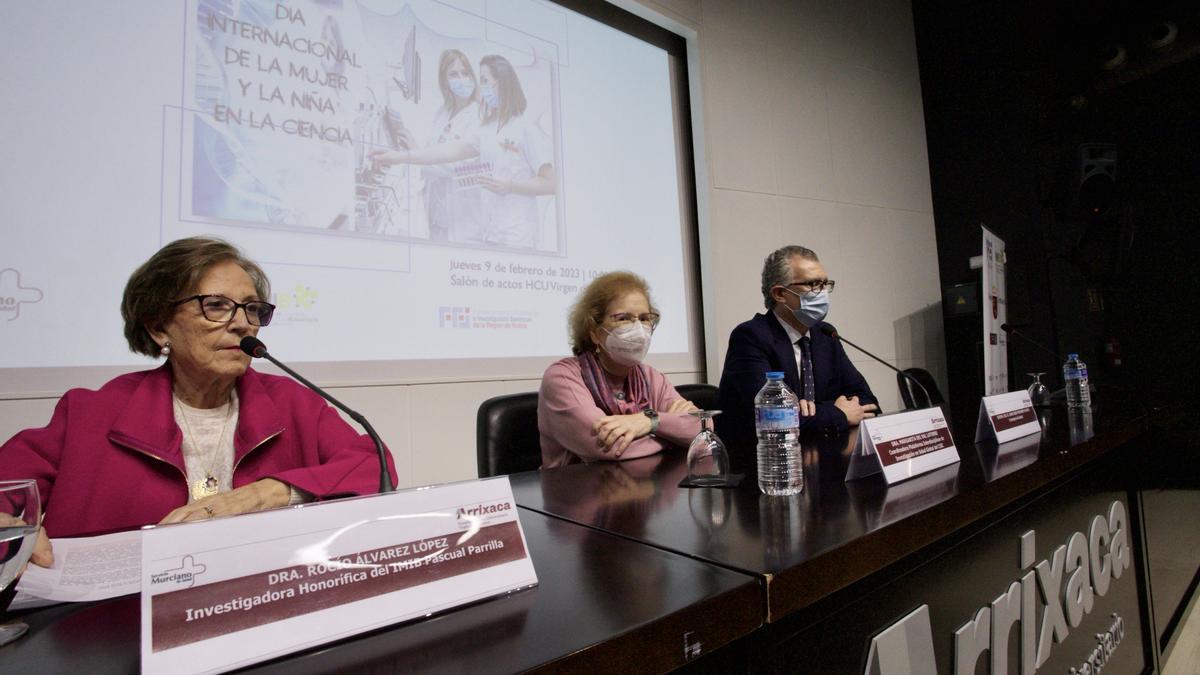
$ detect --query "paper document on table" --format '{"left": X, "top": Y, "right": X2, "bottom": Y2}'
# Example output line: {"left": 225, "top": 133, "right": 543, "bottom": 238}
{"left": 11, "top": 529, "right": 141, "bottom": 609}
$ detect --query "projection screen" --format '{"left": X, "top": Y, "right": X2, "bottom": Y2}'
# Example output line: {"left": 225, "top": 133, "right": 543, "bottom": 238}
{"left": 0, "top": 0, "right": 701, "bottom": 395}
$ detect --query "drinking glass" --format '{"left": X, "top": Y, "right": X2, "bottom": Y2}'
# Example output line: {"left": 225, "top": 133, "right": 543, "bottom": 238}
{"left": 686, "top": 411, "right": 731, "bottom": 486}
{"left": 0, "top": 479, "right": 40, "bottom": 646}
{"left": 1026, "top": 372, "right": 1049, "bottom": 407}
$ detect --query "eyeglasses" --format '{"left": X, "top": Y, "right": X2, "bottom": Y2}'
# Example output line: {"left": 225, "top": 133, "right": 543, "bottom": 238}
{"left": 174, "top": 295, "right": 276, "bottom": 327}
{"left": 606, "top": 312, "right": 661, "bottom": 330}
{"left": 786, "top": 279, "right": 836, "bottom": 294}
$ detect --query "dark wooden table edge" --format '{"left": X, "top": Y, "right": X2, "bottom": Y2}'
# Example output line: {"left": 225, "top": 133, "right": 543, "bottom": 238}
{"left": 516, "top": 502, "right": 769, "bottom": 589}
{"left": 763, "top": 407, "right": 1165, "bottom": 622}
{"left": 513, "top": 504, "right": 765, "bottom": 673}
{"left": 523, "top": 581, "right": 763, "bottom": 674}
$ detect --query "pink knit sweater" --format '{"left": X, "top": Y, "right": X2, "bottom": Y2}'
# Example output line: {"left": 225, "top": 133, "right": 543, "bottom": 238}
{"left": 537, "top": 357, "right": 702, "bottom": 468}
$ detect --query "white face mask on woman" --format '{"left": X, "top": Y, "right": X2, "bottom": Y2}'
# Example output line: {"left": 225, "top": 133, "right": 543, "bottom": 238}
{"left": 479, "top": 82, "right": 500, "bottom": 109}
{"left": 602, "top": 322, "right": 652, "bottom": 366}
{"left": 448, "top": 76, "right": 475, "bottom": 100}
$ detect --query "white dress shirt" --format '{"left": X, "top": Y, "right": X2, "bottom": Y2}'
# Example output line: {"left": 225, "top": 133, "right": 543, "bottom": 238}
{"left": 772, "top": 311, "right": 810, "bottom": 383}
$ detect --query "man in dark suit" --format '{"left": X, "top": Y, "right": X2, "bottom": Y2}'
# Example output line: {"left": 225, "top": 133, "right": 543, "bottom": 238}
{"left": 716, "top": 245, "right": 878, "bottom": 463}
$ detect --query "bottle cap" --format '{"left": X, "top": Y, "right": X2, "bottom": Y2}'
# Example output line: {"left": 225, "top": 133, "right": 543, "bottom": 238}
{"left": 1067, "top": 353, "right": 1078, "bottom": 360}
{"left": 765, "top": 371, "right": 784, "bottom": 379}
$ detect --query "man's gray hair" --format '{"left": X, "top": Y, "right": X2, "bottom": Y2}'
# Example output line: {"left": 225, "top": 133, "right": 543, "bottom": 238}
{"left": 761, "top": 245, "right": 819, "bottom": 310}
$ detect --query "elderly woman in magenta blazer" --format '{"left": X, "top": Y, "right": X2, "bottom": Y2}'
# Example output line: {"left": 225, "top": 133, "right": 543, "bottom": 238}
{"left": 0, "top": 237, "right": 396, "bottom": 567}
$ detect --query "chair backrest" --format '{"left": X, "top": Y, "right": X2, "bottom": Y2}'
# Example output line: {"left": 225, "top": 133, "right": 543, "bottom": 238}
{"left": 476, "top": 392, "right": 542, "bottom": 478}
{"left": 675, "top": 383, "right": 719, "bottom": 412}
{"left": 896, "top": 367, "right": 945, "bottom": 410}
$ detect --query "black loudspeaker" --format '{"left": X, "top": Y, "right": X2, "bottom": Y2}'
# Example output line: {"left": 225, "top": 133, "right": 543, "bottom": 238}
{"left": 1078, "top": 143, "right": 1117, "bottom": 216}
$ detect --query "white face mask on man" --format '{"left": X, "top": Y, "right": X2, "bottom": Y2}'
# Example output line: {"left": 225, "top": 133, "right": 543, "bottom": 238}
{"left": 602, "top": 322, "right": 653, "bottom": 366}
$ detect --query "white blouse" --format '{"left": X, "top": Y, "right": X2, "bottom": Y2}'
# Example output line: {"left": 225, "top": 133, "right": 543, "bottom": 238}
{"left": 173, "top": 391, "right": 308, "bottom": 505}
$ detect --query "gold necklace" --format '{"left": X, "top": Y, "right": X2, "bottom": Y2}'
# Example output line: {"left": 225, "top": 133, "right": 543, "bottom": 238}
{"left": 173, "top": 395, "right": 234, "bottom": 501}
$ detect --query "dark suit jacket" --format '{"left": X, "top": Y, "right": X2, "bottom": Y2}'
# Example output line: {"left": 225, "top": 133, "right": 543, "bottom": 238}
{"left": 716, "top": 313, "right": 877, "bottom": 466}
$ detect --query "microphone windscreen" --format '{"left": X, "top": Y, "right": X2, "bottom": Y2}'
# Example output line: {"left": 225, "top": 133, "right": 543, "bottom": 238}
{"left": 240, "top": 335, "right": 268, "bottom": 358}
{"left": 819, "top": 324, "right": 839, "bottom": 338}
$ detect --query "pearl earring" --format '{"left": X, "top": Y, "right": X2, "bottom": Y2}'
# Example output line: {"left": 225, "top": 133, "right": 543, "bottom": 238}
{"left": 160, "top": 342, "right": 172, "bottom": 357}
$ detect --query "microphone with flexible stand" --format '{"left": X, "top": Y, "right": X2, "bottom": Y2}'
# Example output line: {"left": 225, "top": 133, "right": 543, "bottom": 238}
{"left": 240, "top": 336, "right": 395, "bottom": 493}
{"left": 999, "top": 323, "right": 1060, "bottom": 360}
{"left": 999, "top": 323, "right": 1068, "bottom": 405}
{"left": 818, "top": 324, "right": 935, "bottom": 409}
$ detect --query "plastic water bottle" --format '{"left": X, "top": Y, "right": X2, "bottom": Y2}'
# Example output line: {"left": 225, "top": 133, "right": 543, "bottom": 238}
{"left": 755, "top": 372, "right": 803, "bottom": 496}
{"left": 1063, "top": 353, "right": 1091, "bottom": 409}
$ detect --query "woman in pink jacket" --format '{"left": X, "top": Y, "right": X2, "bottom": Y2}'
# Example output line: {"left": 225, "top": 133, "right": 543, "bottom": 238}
{"left": 0, "top": 237, "right": 396, "bottom": 566}
{"left": 538, "top": 271, "right": 701, "bottom": 467}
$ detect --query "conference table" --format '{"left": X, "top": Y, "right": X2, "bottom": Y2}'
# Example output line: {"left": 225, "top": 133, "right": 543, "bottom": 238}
{"left": 4, "top": 397, "right": 1194, "bottom": 673}
{"left": 511, "top": 400, "right": 1193, "bottom": 672}
{"left": 512, "top": 404, "right": 1148, "bottom": 619}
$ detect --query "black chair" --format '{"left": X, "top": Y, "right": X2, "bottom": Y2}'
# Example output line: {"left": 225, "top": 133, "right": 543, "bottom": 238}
{"left": 476, "top": 392, "right": 542, "bottom": 478}
{"left": 896, "top": 367, "right": 945, "bottom": 410}
{"left": 676, "top": 383, "right": 719, "bottom": 412}
{"left": 476, "top": 384, "right": 718, "bottom": 478}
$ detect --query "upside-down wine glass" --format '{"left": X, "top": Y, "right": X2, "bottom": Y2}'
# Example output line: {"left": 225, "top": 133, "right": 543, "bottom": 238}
{"left": 1026, "top": 372, "right": 1049, "bottom": 407}
{"left": 686, "top": 411, "right": 731, "bottom": 486}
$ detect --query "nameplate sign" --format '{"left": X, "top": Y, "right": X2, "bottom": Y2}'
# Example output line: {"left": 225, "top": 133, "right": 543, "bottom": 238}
{"left": 974, "top": 390, "right": 1040, "bottom": 444}
{"left": 845, "top": 408, "right": 960, "bottom": 484}
{"left": 140, "top": 477, "right": 537, "bottom": 674}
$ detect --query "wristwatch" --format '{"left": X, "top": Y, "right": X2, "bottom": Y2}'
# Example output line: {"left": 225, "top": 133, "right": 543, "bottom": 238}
{"left": 642, "top": 408, "right": 660, "bottom": 435}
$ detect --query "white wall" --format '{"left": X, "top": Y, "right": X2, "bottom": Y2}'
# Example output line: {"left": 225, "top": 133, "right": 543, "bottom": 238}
{"left": 635, "top": 0, "right": 947, "bottom": 408}
{"left": 0, "top": 0, "right": 943, "bottom": 488}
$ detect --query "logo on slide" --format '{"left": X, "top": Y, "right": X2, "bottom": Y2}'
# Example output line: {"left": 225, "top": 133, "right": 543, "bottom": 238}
{"left": 275, "top": 284, "right": 318, "bottom": 310}
{"left": 0, "top": 268, "right": 44, "bottom": 322}
{"left": 439, "top": 306, "right": 472, "bottom": 329}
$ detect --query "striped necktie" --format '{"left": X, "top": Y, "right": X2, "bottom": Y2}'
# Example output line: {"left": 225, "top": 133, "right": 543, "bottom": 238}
{"left": 797, "top": 336, "right": 815, "bottom": 402}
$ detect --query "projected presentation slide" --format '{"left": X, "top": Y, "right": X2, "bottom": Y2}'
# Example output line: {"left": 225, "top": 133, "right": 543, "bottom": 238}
{"left": 1, "top": 0, "right": 693, "bottom": 380}
{"left": 177, "top": 0, "right": 562, "bottom": 254}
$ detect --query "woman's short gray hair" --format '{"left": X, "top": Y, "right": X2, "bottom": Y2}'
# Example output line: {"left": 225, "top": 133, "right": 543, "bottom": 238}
{"left": 121, "top": 237, "right": 271, "bottom": 358}
{"left": 760, "top": 245, "right": 819, "bottom": 310}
